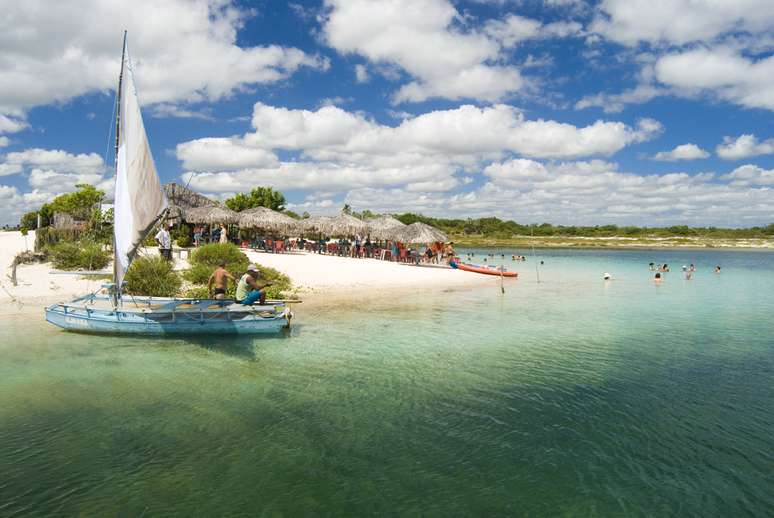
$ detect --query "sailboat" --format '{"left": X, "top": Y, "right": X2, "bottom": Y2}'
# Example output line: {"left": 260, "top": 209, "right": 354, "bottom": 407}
{"left": 45, "top": 33, "right": 292, "bottom": 335}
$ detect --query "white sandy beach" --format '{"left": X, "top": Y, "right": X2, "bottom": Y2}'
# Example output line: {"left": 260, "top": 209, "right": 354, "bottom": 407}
{"left": 0, "top": 231, "right": 492, "bottom": 314}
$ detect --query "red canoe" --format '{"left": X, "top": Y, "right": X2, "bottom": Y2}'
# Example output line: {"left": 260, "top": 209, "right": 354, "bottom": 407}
{"left": 449, "top": 260, "right": 518, "bottom": 277}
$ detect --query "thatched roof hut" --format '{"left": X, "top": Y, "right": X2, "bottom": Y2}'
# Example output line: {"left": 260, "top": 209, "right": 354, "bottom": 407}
{"left": 394, "top": 222, "right": 448, "bottom": 244}
{"left": 300, "top": 215, "right": 334, "bottom": 235}
{"left": 300, "top": 213, "right": 369, "bottom": 236}
{"left": 183, "top": 205, "right": 239, "bottom": 225}
{"left": 163, "top": 183, "right": 218, "bottom": 223}
{"left": 238, "top": 206, "right": 299, "bottom": 234}
{"left": 366, "top": 215, "right": 406, "bottom": 240}
{"left": 164, "top": 182, "right": 217, "bottom": 208}
{"left": 328, "top": 213, "right": 368, "bottom": 236}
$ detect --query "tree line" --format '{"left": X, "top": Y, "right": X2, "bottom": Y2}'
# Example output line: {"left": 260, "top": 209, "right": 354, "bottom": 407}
{"left": 14, "top": 184, "right": 774, "bottom": 239}
{"left": 390, "top": 213, "right": 774, "bottom": 239}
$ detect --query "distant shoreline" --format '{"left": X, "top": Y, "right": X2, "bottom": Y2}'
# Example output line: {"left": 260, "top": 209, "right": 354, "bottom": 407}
{"left": 452, "top": 235, "right": 774, "bottom": 250}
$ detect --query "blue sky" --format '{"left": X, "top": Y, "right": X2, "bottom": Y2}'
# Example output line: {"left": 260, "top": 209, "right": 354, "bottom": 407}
{"left": 1, "top": 0, "right": 773, "bottom": 226}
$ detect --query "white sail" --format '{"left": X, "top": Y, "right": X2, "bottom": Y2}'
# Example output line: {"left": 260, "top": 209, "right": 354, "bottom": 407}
{"left": 113, "top": 37, "right": 168, "bottom": 289}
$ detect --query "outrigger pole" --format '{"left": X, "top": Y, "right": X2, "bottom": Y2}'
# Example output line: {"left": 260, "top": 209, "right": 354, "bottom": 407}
{"left": 111, "top": 30, "right": 127, "bottom": 309}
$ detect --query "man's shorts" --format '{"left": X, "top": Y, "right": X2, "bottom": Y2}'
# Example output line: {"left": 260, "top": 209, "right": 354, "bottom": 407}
{"left": 239, "top": 290, "right": 263, "bottom": 305}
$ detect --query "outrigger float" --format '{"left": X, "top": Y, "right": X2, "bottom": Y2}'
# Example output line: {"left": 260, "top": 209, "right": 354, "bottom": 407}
{"left": 45, "top": 32, "right": 294, "bottom": 335}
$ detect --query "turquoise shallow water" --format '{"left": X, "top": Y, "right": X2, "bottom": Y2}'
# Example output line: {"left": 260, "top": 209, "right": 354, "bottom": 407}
{"left": 1, "top": 248, "right": 773, "bottom": 516}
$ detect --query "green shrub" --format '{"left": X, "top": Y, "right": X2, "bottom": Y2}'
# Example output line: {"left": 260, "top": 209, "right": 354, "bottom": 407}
{"left": 49, "top": 240, "right": 110, "bottom": 270}
{"left": 182, "top": 263, "right": 213, "bottom": 284}
{"left": 183, "top": 286, "right": 210, "bottom": 299}
{"left": 143, "top": 233, "right": 158, "bottom": 247}
{"left": 79, "top": 242, "right": 111, "bottom": 270}
{"left": 124, "top": 256, "right": 181, "bottom": 297}
{"left": 176, "top": 234, "right": 192, "bottom": 247}
{"left": 172, "top": 224, "right": 192, "bottom": 247}
{"left": 258, "top": 265, "right": 292, "bottom": 299}
{"left": 189, "top": 243, "right": 249, "bottom": 270}
{"left": 184, "top": 243, "right": 292, "bottom": 299}
{"left": 35, "top": 226, "right": 84, "bottom": 252}
{"left": 50, "top": 242, "right": 82, "bottom": 270}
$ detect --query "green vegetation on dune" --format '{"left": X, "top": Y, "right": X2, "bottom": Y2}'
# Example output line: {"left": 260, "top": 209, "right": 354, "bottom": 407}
{"left": 48, "top": 241, "right": 111, "bottom": 270}
{"left": 184, "top": 243, "right": 292, "bottom": 299}
{"left": 389, "top": 213, "right": 774, "bottom": 248}
{"left": 393, "top": 213, "right": 774, "bottom": 240}
{"left": 449, "top": 235, "right": 774, "bottom": 249}
{"left": 124, "top": 256, "right": 181, "bottom": 297}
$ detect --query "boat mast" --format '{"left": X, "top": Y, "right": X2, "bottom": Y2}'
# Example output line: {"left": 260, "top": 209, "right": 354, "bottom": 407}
{"left": 111, "top": 30, "right": 127, "bottom": 307}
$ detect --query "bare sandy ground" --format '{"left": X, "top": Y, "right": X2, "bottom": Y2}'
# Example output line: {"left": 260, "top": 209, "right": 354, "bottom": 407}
{"left": 242, "top": 249, "right": 489, "bottom": 294}
{"left": 0, "top": 231, "right": 493, "bottom": 315}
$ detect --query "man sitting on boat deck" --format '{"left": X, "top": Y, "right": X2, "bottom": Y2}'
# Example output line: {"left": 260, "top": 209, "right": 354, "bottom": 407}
{"left": 236, "top": 264, "right": 273, "bottom": 305}
{"left": 208, "top": 261, "right": 236, "bottom": 300}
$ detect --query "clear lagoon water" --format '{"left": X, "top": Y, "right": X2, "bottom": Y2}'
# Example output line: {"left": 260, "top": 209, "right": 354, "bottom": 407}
{"left": 1, "top": 248, "right": 773, "bottom": 516}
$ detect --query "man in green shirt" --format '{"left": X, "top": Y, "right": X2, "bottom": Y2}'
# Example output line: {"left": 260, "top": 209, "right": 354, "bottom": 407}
{"left": 236, "top": 264, "right": 272, "bottom": 305}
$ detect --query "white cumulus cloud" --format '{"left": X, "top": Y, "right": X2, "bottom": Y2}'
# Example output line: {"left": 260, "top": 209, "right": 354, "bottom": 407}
{"left": 722, "top": 164, "right": 774, "bottom": 186}
{"left": 323, "top": 1, "right": 583, "bottom": 104}
{"left": 654, "top": 48, "right": 774, "bottom": 111}
{"left": 2, "top": 148, "right": 105, "bottom": 175}
{"left": 581, "top": 2, "right": 774, "bottom": 112}
{"left": 591, "top": 0, "right": 774, "bottom": 46}
{"left": 174, "top": 101, "right": 661, "bottom": 201}
{"left": 174, "top": 102, "right": 665, "bottom": 216}
{"left": 716, "top": 134, "right": 774, "bottom": 160}
{"left": 0, "top": 114, "right": 27, "bottom": 134}
{"left": 0, "top": 0, "right": 327, "bottom": 115}
{"left": 652, "top": 143, "right": 710, "bottom": 161}
{"left": 339, "top": 160, "right": 774, "bottom": 226}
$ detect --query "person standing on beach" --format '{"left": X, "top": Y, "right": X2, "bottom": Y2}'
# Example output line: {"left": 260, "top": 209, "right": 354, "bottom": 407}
{"left": 208, "top": 261, "right": 235, "bottom": 300}
{"left": 155, "top": 224, "right": 172, "bottom": 261}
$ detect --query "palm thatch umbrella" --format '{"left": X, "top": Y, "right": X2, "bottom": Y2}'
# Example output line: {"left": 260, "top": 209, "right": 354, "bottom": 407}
{"left": 183, "top": 205, "right": 239, "bottom": 225}
{"left": 300, "top": 215, "right": 334, "bottom": 235}
{"left": 164, "top": 182, "right": 218, "bottom": 208}
{"left": 163, "top": 182, "right": 218, "bottom": 223}
{"left": 394, "top": 222, "right": 448, "bottom": 244}
{"left": 327, "top": 213, "right": 368, "bottom": 236}
{"left": 238, "top": 206, "right": 299, "bottom": 234}
{"left": 366, "top": 215, "right": 406, "bottom": 240}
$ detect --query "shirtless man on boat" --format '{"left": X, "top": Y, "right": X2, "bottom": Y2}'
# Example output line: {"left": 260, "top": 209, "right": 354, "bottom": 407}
{"left": 236, "top": 264, "right": 273, "bottom": 305}
{"left": 208, "top": 261, "right": 236, "bottom": 300}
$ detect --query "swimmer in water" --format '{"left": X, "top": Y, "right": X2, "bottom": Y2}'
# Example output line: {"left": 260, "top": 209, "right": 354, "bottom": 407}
{"left": 654, "top": 272, "right": 662, "bottom": 283}
{"left": 715, "top": 265, "right": 721, "bottom": 273}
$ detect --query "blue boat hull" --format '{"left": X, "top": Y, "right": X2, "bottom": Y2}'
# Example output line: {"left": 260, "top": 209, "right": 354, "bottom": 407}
{"left": 45, "top": 296, "right": 291, "bottom": 335}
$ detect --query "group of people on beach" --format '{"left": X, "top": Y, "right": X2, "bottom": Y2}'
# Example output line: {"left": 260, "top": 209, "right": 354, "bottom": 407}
{"left": 192, "top": 224, "right": 229, "bottom": 247}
